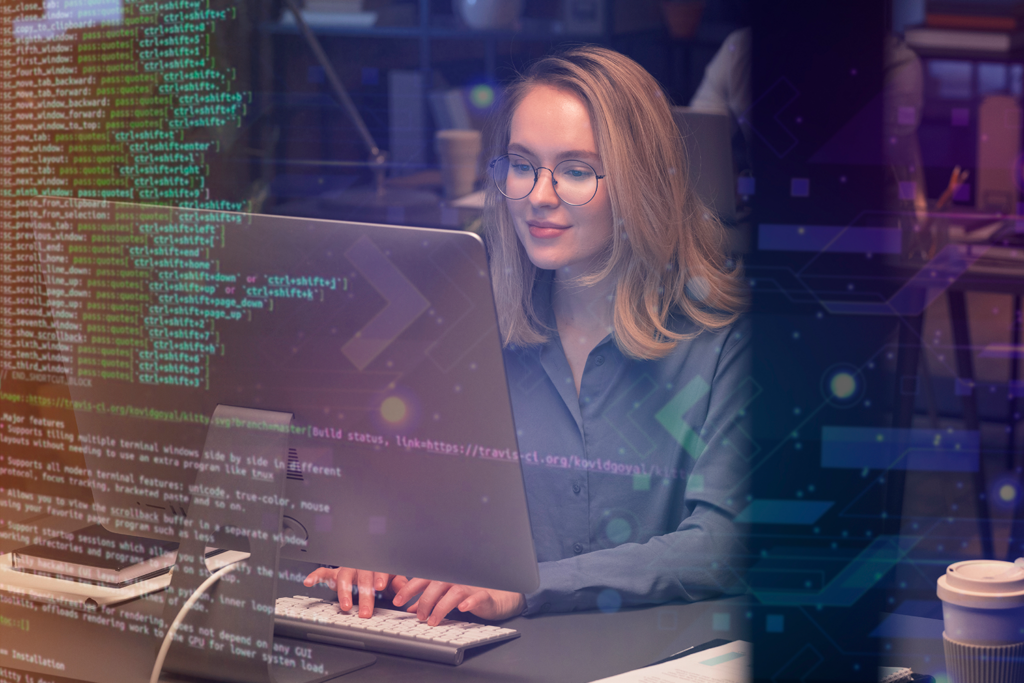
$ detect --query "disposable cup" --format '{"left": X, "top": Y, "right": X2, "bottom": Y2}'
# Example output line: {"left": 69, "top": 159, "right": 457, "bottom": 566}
{"left": 938, "top": 559, "right": 1024, "bottom": 683}
{"left": 435, "top": 129, "right": 482, "bottom": 200}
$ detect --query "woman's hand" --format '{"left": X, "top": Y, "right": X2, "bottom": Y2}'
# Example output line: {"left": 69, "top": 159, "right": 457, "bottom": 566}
{"left": 391, "top": 575, "right": 525, "bottom": 626}
{"left": 303, "top": 567, "right": 392, "bottom": 618}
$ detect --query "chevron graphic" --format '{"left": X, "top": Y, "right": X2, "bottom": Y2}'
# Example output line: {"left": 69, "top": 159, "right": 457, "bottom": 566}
{"left": 342, "top": 236, "right": 430, "bottom": 370}
{"left": 655, "top": 376, "right": 711, "bottom": 457}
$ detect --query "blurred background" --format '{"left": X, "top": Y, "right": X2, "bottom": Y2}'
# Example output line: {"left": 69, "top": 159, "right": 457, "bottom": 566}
{"left": 225, "top": 0, "right": 752, "bottom": 229}
{"left": 4, "top": 0, "right": 1024, "bottom": 679}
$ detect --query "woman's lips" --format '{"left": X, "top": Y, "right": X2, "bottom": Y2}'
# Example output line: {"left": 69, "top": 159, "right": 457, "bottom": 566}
{"left": 528, "top": 222, "right": 570, "bottom": 239}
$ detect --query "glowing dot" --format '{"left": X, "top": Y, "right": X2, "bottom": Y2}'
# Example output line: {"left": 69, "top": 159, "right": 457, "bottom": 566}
{"left": 380, "top": 397, "right": 407, "bottom": 423}
{"left": 1001, "top": 485, "right": 1017, "bottom": 502}
{"left": 685, "top": 276, "right": 710, "bottom": 302}
{"left": 607, "top": 518, "right": 631, "bottom": 544}
{"left": 831, "top": 372, "right": 856, "bottom": 399}
{"left": 469, "top": 84, "right": 494, "bottom": 109}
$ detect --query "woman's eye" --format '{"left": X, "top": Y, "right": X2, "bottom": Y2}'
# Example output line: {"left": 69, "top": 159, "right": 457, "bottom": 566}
{"left": 561, "top": 167, "right": 593, "bottom": 181}
{"left": 512, "top": 164, "right": 533, "bottom": 174}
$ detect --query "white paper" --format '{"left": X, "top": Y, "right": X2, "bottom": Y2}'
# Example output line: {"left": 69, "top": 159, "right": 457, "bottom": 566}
{"left": 590, "top": 641, "right": 752, "bottom": 683}
{"left": 0, "top": 549, "right": 249, "bottom": 607}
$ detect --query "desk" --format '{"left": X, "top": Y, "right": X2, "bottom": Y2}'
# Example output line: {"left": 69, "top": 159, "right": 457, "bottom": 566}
{"left": 891, "top": 237, "right": 1024, "bottom": 560}
{"left": 880, "top": 610, "right": 947, "bottom": 681}
{"left": 0, "top": 575, "right": 751, "bottom": 683}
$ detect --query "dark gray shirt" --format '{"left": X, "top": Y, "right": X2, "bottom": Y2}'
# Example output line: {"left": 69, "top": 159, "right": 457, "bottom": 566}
{"left": 505, "top": 279, "right": 750, "bottom": 614}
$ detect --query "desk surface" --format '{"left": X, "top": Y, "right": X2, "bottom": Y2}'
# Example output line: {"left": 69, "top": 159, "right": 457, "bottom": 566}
{"left": 0, "top": 581, "right": 751, "bottom": 683}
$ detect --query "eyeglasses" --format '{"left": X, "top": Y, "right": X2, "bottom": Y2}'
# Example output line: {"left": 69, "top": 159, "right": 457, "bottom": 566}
{"left": 489, "top": 153, "right": 605, "bottom": 206}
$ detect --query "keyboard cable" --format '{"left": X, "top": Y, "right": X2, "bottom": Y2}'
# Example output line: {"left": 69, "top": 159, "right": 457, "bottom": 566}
{"left": 149, "top": 560, "right": 244, "bottom": 683}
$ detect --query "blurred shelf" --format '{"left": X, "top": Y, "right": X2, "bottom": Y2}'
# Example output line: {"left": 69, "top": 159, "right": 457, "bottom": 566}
{"left": 264, "top": 16, "right": 736, "bottom": 45}
{"left": 910, "top": 45, "right": 1024, "bottom": 62}
{"left": 264, "top": 19, "right": 609, "bottom": 42}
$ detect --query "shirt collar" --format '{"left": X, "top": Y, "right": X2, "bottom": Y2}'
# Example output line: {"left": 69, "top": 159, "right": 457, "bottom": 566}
{"left": 531, "top": 271, "right": 622, "bottom": 433}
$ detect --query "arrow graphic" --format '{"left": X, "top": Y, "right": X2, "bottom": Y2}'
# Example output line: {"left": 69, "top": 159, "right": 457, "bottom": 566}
{"left": 342, "top": 236, "right": 430, "bottom": 370}
{"left": 654, "top": 376, "right": 711, "bottom": 458}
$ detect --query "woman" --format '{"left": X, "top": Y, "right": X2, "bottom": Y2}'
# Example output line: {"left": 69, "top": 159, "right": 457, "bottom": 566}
{"left": 306, "top": 45, "right": 750, "bottom": 625}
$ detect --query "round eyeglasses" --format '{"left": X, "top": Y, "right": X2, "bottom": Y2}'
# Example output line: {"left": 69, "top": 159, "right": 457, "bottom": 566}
{"left": 489, "top": 153, "right": 605, "bottom": 206}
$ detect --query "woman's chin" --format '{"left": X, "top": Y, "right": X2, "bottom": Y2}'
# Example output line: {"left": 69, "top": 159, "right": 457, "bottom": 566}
{"left": 524, "top": 250, "right": 568, "bottom": 272}
{"left": 528, "top": 258, "right": 574, "bottom": 273}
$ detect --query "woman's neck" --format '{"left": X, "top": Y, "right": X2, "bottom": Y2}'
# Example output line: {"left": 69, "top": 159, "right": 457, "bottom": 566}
{"left": 552, "top": 267, "right": 617, "bottom": 395}
{"left": 552, "top": 269, "right": 615, "bottom": 331}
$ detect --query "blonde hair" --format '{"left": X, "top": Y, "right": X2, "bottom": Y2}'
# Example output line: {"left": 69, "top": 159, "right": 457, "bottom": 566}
{"left": 483, "top": 45, "right": 747, "bottom": 359}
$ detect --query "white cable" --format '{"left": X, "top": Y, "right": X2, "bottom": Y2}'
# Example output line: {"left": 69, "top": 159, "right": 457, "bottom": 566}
{"left": 150, "top": 561, "right": 243, "bottom": 683}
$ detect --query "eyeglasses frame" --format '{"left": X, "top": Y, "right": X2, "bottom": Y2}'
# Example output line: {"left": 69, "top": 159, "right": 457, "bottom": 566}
{"left": 489, "top": 154, "right": 606, "bottom": 207}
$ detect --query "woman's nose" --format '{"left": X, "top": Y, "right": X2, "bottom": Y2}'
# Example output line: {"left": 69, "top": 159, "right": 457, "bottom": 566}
{"left": 528, "top": 167, "right": 560, "bottom": 207}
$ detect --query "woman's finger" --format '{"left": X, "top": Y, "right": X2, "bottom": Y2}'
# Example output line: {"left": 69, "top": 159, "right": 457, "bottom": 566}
{"left": 459, "top": 588, "right": 525, "bottom": 620}
{"left": 392, "top": 577, "right": 432, "bottom": 607}
{"left": 412, "top": 581, "right": 454, "bottom": 623}
{"left": 299, "top": 567, "right": 393, "bottom": 616}
{"left": 426, "top": 585, "right": 472, "bottom": 626}
{"left": 355, "top": 570, "right": 376, "bottom": 617}
{"left": 336, "top": 567, "right": 356, "bottom": 611}
{"left": 457, "top": 589, "right": 491, "bottom": 615}
{"left": 302, "top": 566, "right": 338, "bottom": 589}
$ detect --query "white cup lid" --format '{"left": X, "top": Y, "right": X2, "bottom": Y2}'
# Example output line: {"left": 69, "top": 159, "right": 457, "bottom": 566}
{"left": 938, "top": 559, "right": 1024, "bottom": 609}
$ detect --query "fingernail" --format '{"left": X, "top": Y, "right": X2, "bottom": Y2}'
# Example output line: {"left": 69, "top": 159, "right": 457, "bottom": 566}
{"left": 393, "top": 595, "right": 405, "bottom": 606}
{"left": 303, "top": 578, "right": 312, "bottom": 586}
{"left": 459, "top": 602, "right": 469, "bottom": 611}
{"left": 376, "top": 579, "right": 385, "bottom": 590}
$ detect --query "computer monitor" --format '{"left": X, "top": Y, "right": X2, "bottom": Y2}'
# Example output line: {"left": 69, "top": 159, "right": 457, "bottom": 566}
{"left": 25, "top": 196, "right": 539, "bottom": 680}
{"left": 671, "top": 107, "right": 737, "bottom": 223}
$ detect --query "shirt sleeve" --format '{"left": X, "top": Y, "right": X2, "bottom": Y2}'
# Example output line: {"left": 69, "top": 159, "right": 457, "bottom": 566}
{"left": 689, "top": 28, "right": 752, "bottom": 140}
{"left": 523, "top": 323, "right": 751, "bottom": 615}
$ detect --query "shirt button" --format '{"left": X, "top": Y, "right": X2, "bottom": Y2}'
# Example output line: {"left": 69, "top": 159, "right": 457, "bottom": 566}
{"left": 594, "top": 355, "right": 605, "bottom": 366}
{"left": 573, "top": 543, "right": 583, "bottom": 554}
{"left": 572, "top": 482, "right": 581, "bottom": 494}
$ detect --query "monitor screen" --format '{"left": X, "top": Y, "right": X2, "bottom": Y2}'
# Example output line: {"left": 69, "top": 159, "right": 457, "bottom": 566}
{"left": 24, "top": 197, "right": 539, "bottom": 595}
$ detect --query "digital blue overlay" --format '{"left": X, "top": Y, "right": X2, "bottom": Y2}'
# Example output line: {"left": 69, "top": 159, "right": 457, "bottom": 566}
{"left": 735, "top": 500, "right": 833, "bottom": 525}
{"left": 821, "top": 426, "right": 980, "bottom": 472}
{"left": 758, "top": 224, "right": 902, "bottom": 254}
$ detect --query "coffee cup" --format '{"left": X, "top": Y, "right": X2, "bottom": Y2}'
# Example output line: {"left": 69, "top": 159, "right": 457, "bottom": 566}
{"left": 435, "top": 129, "right": 482, "bottom": 201}
{"left": 937, "top": 559, "right": 1024, "bottom": 683}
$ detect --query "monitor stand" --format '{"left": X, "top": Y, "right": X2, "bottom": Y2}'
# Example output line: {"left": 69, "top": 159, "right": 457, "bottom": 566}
{"left": 159, "top": 405, "right": 375, "bottom": 682}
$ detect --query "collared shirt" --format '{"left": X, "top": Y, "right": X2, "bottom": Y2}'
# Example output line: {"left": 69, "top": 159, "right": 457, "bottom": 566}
{"left": 504, "top": 276, "right": 750, "bottom": 614}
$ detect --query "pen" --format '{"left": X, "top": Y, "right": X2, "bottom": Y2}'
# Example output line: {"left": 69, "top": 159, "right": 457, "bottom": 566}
{"left": 645, "top": 638, "right": 732, "bottom": 667}
{"left": 645, "top": 645, "right": 694, "bottom": 667}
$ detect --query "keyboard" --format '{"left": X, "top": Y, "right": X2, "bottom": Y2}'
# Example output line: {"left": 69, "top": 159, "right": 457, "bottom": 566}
{"left": 273, "top": 595, "right": 519, "bottom": 665}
